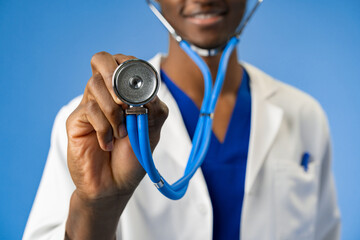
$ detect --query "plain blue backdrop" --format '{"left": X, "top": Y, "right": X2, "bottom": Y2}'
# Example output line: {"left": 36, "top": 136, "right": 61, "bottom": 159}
{"left": 0, "top": 0, "right": 359, "bottom": 239}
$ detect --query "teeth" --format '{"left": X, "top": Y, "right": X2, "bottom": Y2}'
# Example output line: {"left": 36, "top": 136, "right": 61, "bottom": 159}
{"left": 193, "top": 13, "right": 218, "bottom": 19}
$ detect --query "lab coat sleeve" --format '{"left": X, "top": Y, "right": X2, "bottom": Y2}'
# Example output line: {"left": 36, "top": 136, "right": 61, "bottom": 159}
{"left": 23, "top": 98, "right": 79, "bottom": 240}
{"left": 314, "top": 123, "right": 341, "bottom": 240}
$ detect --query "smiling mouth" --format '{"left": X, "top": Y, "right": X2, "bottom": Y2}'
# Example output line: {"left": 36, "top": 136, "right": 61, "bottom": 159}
{"left": 185, "top": 11, "right": 226, "bottom": 26}
{"left": 191, "top": 12, "right": 222, "bottom": 19}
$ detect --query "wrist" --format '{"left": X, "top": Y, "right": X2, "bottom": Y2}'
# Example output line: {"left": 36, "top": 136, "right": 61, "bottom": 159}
{"left": 66, "top": 190, "right": 132, "bottom": 240}
{"left": 74, "top": 188, "right": 132, "bottom": 208}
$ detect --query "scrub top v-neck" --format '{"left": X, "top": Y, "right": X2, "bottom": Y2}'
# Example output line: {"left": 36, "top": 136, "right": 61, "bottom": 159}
{"left": 161, "top": 69, "right": 251, "bottom": 240}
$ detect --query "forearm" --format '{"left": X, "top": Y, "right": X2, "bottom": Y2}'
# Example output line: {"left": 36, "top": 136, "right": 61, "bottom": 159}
{"left": 65, "top": 190, "right": 131, "bottom": 240}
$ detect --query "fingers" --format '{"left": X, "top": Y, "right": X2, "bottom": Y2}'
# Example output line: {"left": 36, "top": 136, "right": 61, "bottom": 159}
{"left": 112, "top": 54, "right": 137, "bottom": 65}
{"left": 67, "top": 100, "right": 114, "bottom": 152}
{"left": 87, "top": 51, "right": 136, "bottom": 139}
{"left": 144, "top": 97, "right": 169, "bottom": 150}
{"left": 78, "top": 51, "right": 167, "bottom": 153}
{"left": 86, "top": 74, "right": 127, "bottom": 139}
{"left": 90, "top": 52, "right": 136, "bottom": 105}
{"left": 146, "top": 96, "right": 169, "bottom": 129}
{"left": 85, "top": 101, "right": 114, "bottom": 151}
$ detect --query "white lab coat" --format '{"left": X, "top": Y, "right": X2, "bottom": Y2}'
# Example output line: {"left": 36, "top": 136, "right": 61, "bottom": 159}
{"left": 23, "top": 54, "right": 340, "bottom": 240}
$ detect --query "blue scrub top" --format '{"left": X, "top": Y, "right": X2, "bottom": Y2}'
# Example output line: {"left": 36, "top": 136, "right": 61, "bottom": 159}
{"left": 161, "top": 69, "right": 251, "bottom": 240}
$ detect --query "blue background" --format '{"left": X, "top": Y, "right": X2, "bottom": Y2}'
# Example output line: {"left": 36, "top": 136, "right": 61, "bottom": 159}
{"left": 0, "top": 0, "right": 359, "bottom": 239}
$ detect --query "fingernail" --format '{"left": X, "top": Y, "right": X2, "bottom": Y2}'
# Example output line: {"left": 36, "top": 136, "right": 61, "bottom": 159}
{"left": 118, "top": 124, "right": 127, "bottom": 138}
{"left": 106, "top": 141, "right": 114, "bottom": 151}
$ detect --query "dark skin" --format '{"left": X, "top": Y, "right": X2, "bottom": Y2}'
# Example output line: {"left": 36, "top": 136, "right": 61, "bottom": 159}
{"left": 160, "top": 0, "right": 245, "bottom": 142}
{"left": 65, "top": 0, "right": 246, "bottom": 239}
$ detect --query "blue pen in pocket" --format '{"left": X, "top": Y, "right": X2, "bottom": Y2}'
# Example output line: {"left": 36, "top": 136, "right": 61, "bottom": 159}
{"left": 301, "top": 152, "right": 311, "bottom": 172}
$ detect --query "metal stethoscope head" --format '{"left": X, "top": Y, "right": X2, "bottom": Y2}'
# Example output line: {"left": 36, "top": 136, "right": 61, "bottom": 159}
{"left": 112, "top": 0, "right": 264, "bottom": 200}
{"left": 113, "top": 59, "right": 159, "bottom": 106}
{"left": 113, "top": 0, "right": 264, "bottom": 108}
{"left": 145, "top": 0, "right": 264, "bottom": 57}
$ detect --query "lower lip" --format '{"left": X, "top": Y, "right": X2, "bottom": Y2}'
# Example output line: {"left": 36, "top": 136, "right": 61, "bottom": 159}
{"left": 186, "top": 15, "right": 223, "bottom": 26}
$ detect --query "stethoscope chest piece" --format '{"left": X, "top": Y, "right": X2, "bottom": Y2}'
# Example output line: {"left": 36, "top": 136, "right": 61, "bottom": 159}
{"left": 112, "top": 59, "right": 159, "bottom": 106}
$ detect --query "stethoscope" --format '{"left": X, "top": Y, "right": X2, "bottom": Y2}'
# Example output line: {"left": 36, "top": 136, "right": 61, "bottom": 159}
{"left": 112, "top": 0, "right": 263, "bottom": 200}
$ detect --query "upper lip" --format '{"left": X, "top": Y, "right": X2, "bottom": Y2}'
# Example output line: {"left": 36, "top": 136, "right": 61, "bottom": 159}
{"left": 183, "top": 8, "right": 227, "bottom": 18}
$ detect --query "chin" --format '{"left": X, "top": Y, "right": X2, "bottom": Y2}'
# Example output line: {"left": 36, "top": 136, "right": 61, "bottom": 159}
{"left": 190, "top": 38, "right": 229, "bottom": 50}
{"left": 182, "top": 28, "right": 233, "bottom": 50}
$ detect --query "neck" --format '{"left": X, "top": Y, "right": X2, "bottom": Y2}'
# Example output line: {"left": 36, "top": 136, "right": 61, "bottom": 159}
{"left": 161, "top": 36, "right": 243, "bottom": 106}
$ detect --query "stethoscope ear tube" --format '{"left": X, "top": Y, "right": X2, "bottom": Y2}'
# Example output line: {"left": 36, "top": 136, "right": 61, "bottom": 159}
{"left": 122, "top": 37, "right": 238, "bottom": 200}
{"left": 119, "top": 0, "right": 263, "bottom": 200}
{"left": 111, "top": 0, "right": 263, "bottom": 200}
{"left": 145, "top": 0, "right": 263, "bottom": 57}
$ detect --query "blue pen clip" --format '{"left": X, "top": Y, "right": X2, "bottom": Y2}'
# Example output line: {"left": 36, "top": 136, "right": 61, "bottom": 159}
{"left": 301, "top": 152, "right": 311, "bottom": 172}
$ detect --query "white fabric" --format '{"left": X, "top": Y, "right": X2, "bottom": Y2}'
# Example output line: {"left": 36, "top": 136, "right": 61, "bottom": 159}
{"left": 23, "top": 54, "right": 340, "bottom": 240}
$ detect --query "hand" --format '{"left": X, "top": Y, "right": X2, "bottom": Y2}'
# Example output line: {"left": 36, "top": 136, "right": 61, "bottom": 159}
{"left": 66, "top": 52, "right": 168, "bottom": 203}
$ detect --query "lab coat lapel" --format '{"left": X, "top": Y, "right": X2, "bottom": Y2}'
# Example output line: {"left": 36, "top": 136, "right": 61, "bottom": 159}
{"left": 150, "top": 55, "right": 285, "bottom": 189}
{"left": 150, "top": 54, "right": 192, "bottom": 169}
{"left": 159, "top": 84, "right": 193, "bottom": 168}
{"left": 243, "top": 63, "right": 284, "bottom": 194}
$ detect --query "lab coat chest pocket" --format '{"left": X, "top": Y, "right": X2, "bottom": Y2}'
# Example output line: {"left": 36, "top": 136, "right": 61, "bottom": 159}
{"left": 274, "top": 158, "right": 319, "bottom": 240}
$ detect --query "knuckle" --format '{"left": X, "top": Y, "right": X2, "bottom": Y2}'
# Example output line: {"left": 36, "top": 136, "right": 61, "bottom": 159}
{"left": 65, "top": 106, "right": 84, "bottom": 137}
{"left": 97, "top": 125, "right": 111, "bottom": 136}
{"left": 160, "top": 102, "right": 169, "bottom": 118}
{"left": 113, "top": 53, "right": 125, "bottom": 58}
{"left": 91, "top": 51, "right": 109, "bottom": 66}
{"left": 127, "top": 55, "right": 137, "bottom": 60}
{"left": 104, "top": 104, "right": 121, "bottom": 122}
{"left": 86, "top": 100, "right": 98, "bottom": 113}
{"left": 96, "top": 123, "right": 113, "bottom": 141}
{"left": 87, "top": 74, "right": 102, "bottom": 91}
{"left": 154, "top": 99, "right": 169, "bottom": 121}
{"left": 147, "top": 102, "right": 168, "bottom": 127}
{"left": 104, "top": 72, "right": 114, "bottom": 82}
{"left": 113, "top": 54, "right": 137, "bottom": 64}
{"left": 66, "top": 116, "right": 77, "bottom": 139}
{"left": 65, "top": 114, "right": 73, "bottom": 133}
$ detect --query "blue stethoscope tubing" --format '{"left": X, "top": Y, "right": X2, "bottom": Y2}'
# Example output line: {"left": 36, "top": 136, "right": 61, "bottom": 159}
{"left": 126, "top": 36, "right": 239, "bottom": 200}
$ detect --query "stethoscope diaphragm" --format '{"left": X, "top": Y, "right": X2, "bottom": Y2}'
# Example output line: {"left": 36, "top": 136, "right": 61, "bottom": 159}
{"left": 112, "top": 59, "right": 159, "bottom": 106}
